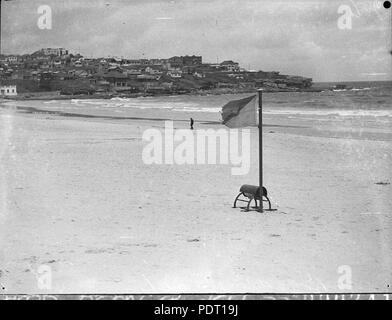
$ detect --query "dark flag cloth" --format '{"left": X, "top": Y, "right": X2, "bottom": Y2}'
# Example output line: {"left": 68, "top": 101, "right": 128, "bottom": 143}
{"left": 221, "top": 95, "right": 258, "bottom": 128}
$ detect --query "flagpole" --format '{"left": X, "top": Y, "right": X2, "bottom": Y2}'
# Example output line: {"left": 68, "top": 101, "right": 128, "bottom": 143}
{"left": 258, "top": 89, "right": 263, "bottom": 212}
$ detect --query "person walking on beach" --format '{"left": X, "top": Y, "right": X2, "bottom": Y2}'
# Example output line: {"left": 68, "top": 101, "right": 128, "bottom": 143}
{"left": 190, "top": 118, "right": 194, "bottom": 130}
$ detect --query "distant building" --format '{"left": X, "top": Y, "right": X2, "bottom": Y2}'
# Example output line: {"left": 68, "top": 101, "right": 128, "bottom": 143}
{"left": 74, "top": 70, "right": 89, "bottom": 78}
{"left": 209, "top": 63, "right": 222, "bottom": 69}
{"left": 137, "top": 74, "right": 158, "bottom": 81}
{"left": 168, "top": 56, "right": 183, "bottom": 66}
{"left": 102, "top": 71, "right": 128, "bottom": 86}
{"left": 145, "top": 66, "right": 162, "bottom": 75}
{"left": 139, "top": 59, "right": 149, "bottom": 66}
{"left": 107, "top": 66, "right": 124, "bottom": 73}
{"left": 149, "top": 59, "right": 166, "bottom": 66}
{"left": 168, "top": 70, "right": 182, "bottom": 78}
{"left": 182, "top": 55, "right": 202, "bottom": 66}
{"left": 193, "top": 71, "right": 205, "bottom": 78}
{"left": 168, "top": 55, "right": 202, "bottom": 67}
{"left": 74, "top": 60, "right": 83, "bottom": 68}
{"left": 126, "top": 69, "right": 142, "bottom": 77}
{"left": 53, "top": 59, "right": 62, "bottom": 66}
{"left": 182, "top": 65, "right": 197, "bottom": 74}
{"left": 220, "top": 60, "right": 240, "bottom": 72}
{"left": 0, "top": 84, "right": 17, "bottom": 96}
{"left": 40, "top": 48, "right": 69, "bottom": 56}
{"left": 127, "top": 59, "right": 142, "bottom": 65}
{"left": 6, "top": 56, "right": 19, "bottom": 63}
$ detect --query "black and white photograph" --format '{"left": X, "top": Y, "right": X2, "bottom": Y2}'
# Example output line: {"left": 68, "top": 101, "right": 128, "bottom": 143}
{"left": 0, "top": 0, "right": 391, "bottom": 298}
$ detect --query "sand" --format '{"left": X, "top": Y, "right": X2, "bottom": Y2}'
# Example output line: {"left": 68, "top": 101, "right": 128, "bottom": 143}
{"left": 0, "top": 101, "right": 391, "bottom": 294}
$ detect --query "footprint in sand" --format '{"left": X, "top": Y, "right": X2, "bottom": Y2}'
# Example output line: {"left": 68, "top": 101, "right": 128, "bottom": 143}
{"left": 142, "top": 244, "right": 158, "bottom": 248}
{"left": 85, "top": 248, "right": 114, "bottom": 254}
{"left": 45, "top": 260, "right": 57, "bottom": 264}
{"left": 22, "top": 256, "right": 39, "bottom": 264}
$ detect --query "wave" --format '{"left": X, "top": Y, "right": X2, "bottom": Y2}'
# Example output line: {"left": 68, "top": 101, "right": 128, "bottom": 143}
{"left": 264, "top": 108, "right": 392, "bottom": 118}
{"left": 332, "top": 87, "right": 372, "bottom": 92}
{"left": 351, "top": 87, "right": 371, "bottom": 91}
{"left": 172, "top": 107, "right": 222, "bottom": 113}
{"left": 71, "top": 98, "right": 204, "bottom": 111}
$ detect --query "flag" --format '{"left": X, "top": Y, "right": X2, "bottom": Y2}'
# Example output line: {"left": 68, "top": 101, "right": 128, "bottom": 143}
{"left": 221, "top": 95, "right": 257, "bottom": 128}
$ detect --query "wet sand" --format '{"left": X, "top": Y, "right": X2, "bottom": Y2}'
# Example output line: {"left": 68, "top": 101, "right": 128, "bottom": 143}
{"left": 0, "top": 101, "right": 391, "bottom": 293}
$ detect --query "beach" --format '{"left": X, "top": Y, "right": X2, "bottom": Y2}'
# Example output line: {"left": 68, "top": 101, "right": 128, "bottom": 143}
{"left": 0, "top": 88, "right": 391, "bottom": 293}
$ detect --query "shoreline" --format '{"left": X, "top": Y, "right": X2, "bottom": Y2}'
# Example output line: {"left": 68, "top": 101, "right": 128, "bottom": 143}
{"left": 1, "top": 87, "right": 325, "bottom": 101}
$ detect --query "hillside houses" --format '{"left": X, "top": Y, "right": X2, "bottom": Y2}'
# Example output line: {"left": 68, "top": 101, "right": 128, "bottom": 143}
{"left": 0, "top": 48, "right": 313, "bottom": 96}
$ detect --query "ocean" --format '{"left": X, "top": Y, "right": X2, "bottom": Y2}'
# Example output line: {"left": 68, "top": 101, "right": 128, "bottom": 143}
{"left": 1, "top": 80, "right": 391, "bottom": 122}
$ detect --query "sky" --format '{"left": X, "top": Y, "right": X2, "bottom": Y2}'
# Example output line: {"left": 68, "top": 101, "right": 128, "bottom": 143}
{"left": 0, "top": 0, "right": 391, "bottom": 81}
